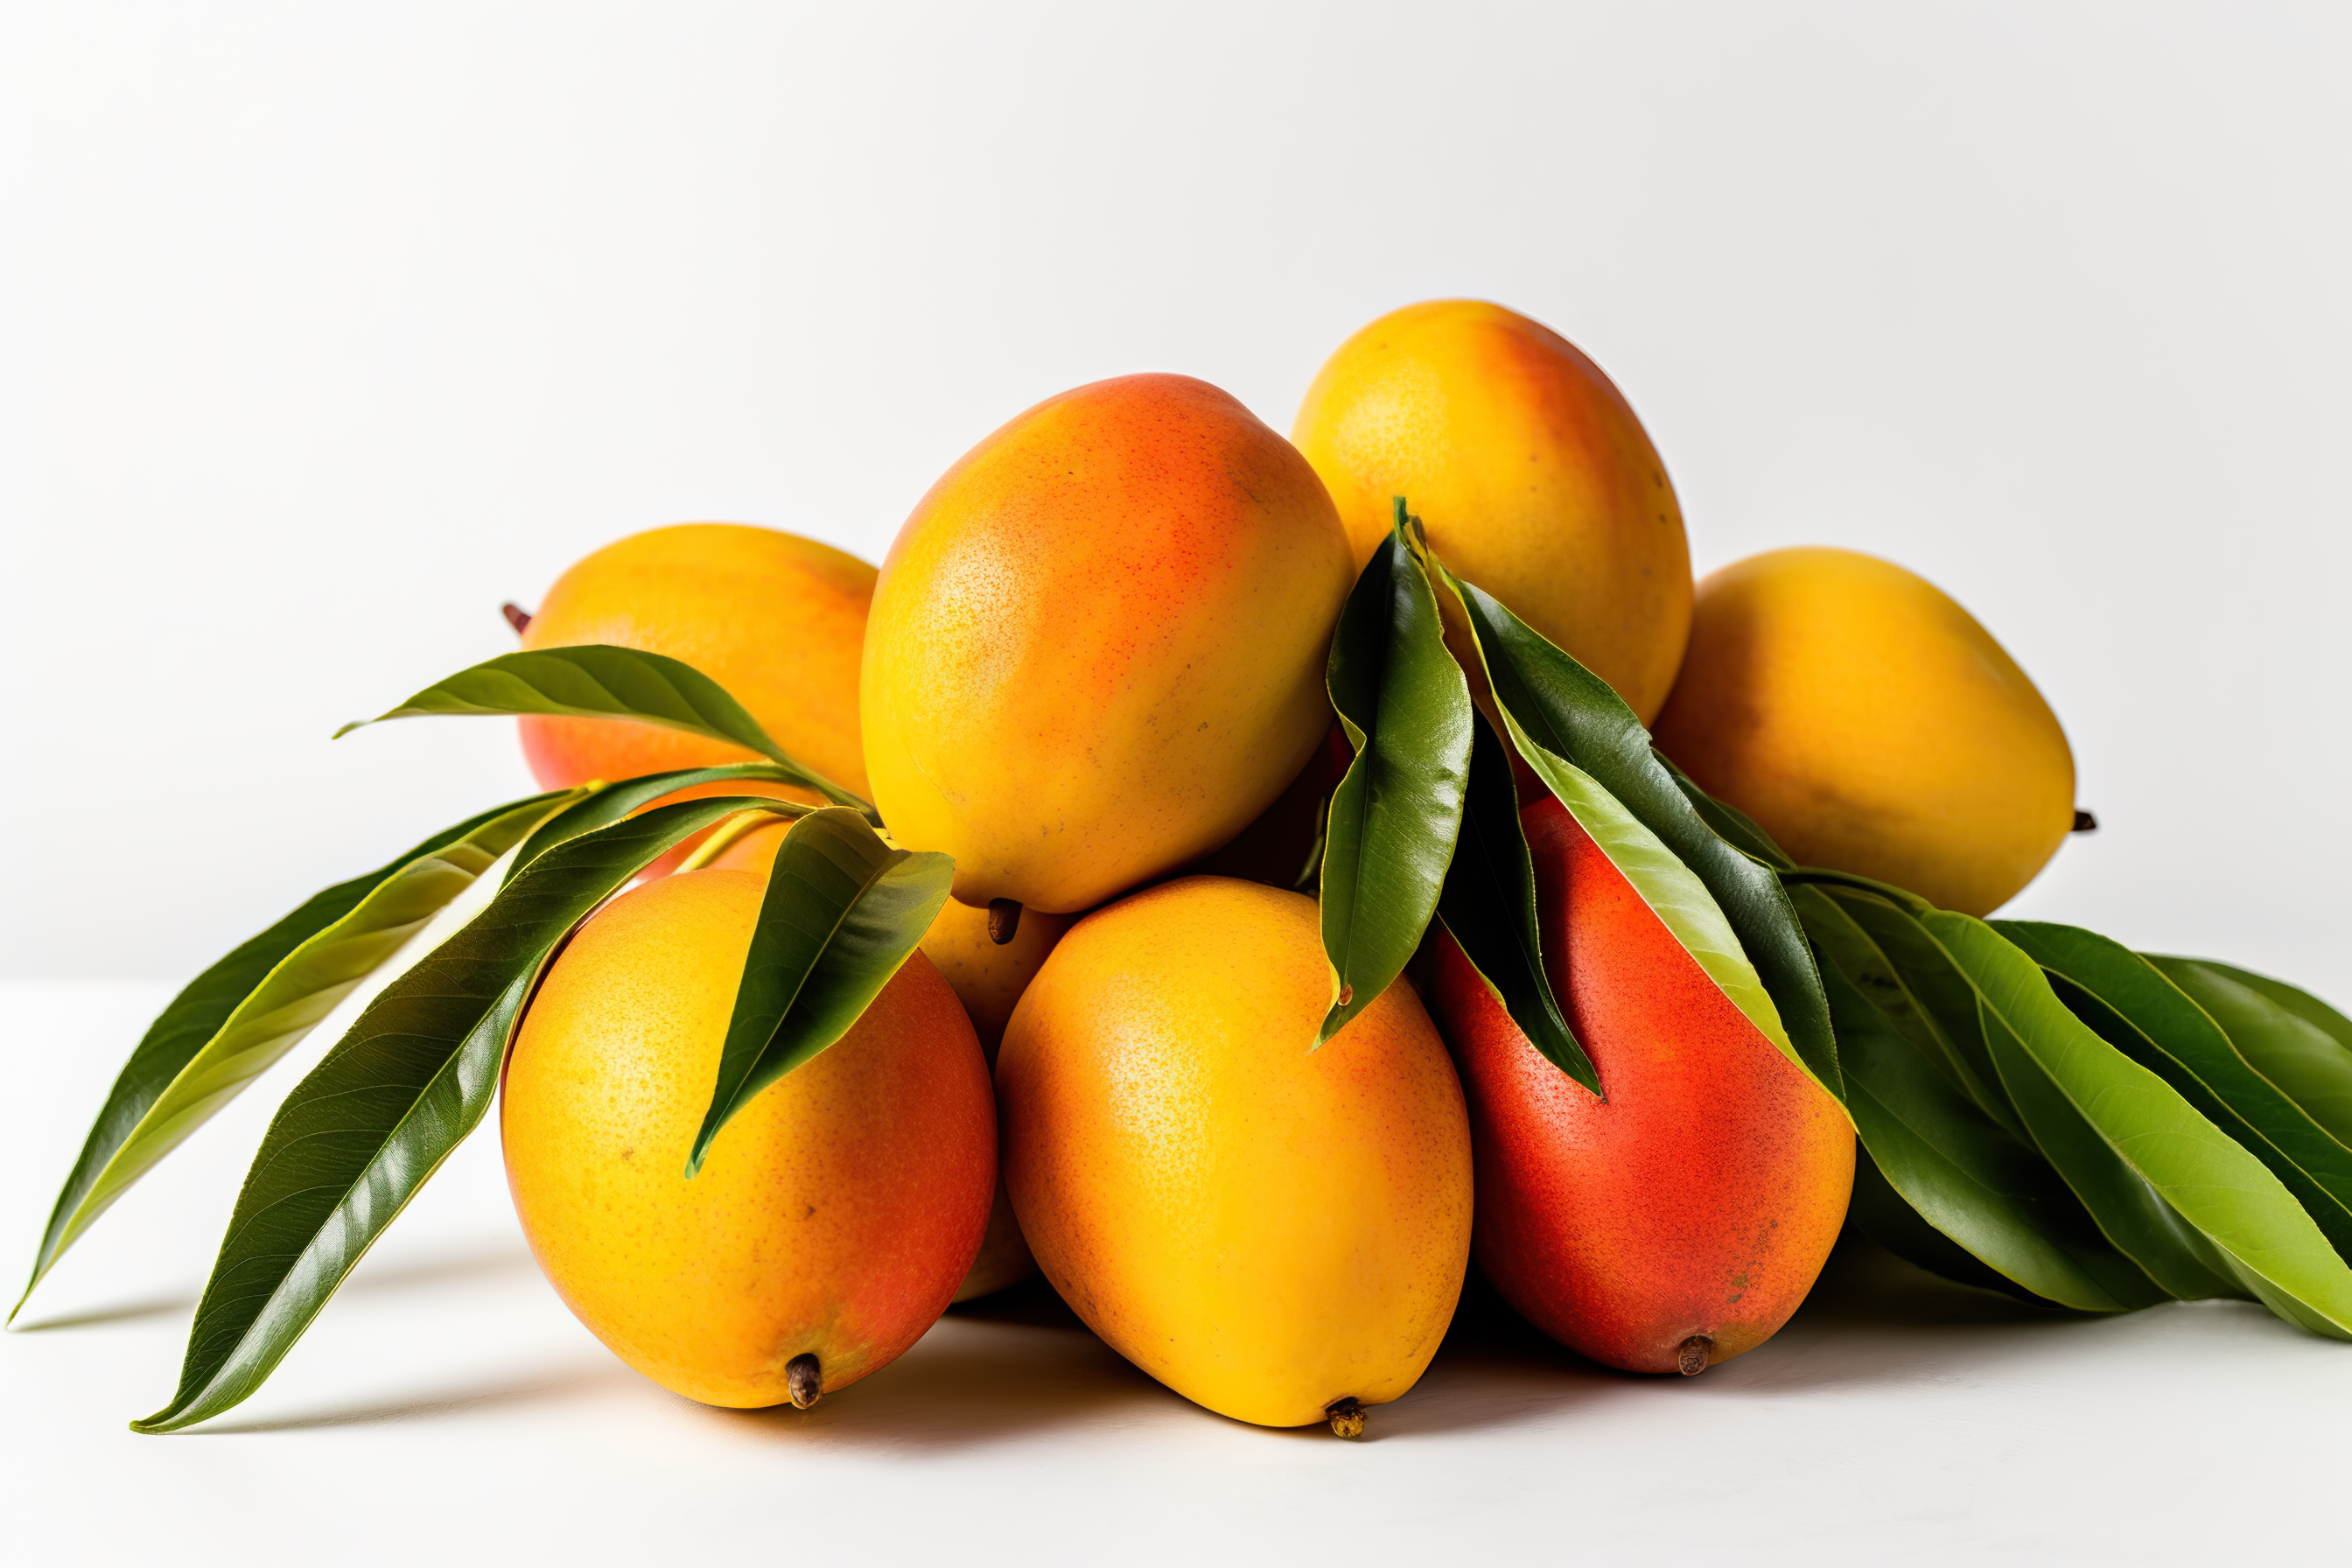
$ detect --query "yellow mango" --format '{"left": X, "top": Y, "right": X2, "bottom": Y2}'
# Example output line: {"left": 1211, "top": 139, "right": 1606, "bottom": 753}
{"left": 1652, "top": 546, "right": 2076, "bottom": 916}
{"left": 860, "top": 374, "right": 1355, "bottom": 914}
{"left": 997, "top": 877, "right": 1473, "bottom": 1431}
{"left": 501, "top": 868, "right": 995, "bottom": 1407}
{"left": 1293, "top": 299, "right": 1692, "bottom": 723}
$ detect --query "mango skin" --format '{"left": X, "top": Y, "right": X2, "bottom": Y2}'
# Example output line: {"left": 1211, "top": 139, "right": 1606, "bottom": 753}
{"left": 861, "top": 374, "right": 1355, "bottom": 914}
{"left": 1292, "top": 299, "right": 1693, "bottom": 723}
{"left": 501, "top": 868, "right": 994, "bottom": 1407}
{"left": 521, "top": 523, "right": 876, "bottom": 875}
{"left": 1429, "top": 797, "right": 1853, "bottom": 1374}
{"left": 998, "top": 877, "right": 1472, "bottom": 1427}
{"left": 1651, "top": 546, "right": 2075, "bottom": 916}
{"left": 712, "top": 819, "right": 1067, "bottom": 1298}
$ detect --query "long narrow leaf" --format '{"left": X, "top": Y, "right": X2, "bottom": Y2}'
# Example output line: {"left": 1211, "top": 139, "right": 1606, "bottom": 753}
{"left": 335, "top": 645, "right": 873, "bottom": 816}
{"left": 1435, "top": 556, "right": 1839, "bottom": 1096}
{"left": 1933, "top": 913, "right": 2352, "bottom": 1336}
{"left": 2150, "top": 957, "right": 2352, "bottom": 1149}
{"left": 131, "top": 794, "right": 796, "bottom": 1433}
{"left": 1435, "top": 713, "right": 1595, "bottom": 1095}
{"left": 1800, "top": 889, "right": 2161, "bottom": 1310}
{"left": 1316, "top": 510, "right": 1474, "bottom": 1044}
{"left": 686, "top": 808, "right": 954, "bottom": 1173}
{"left": 13, "top": 790, "right": 578, "bottom": 1321}
{"left": 2003, "top": 923, "right": 2352, "bottom": 1264}
{"left": 512, "top": 760, "right": 816, "bottom": 871}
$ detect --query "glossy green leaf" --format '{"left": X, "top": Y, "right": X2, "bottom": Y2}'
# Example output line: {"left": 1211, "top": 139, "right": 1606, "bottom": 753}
{"left": 2001, "top": 923, "right": 2352, "bottom": 1264}
{"left": 1316, "top": 511, "right": 1474, "bottom": 1045}
{"left": 1434, "top": 713, "right": 1595, "bottom": 1095}
{"left": 510, "top": 760, "right": 815, "bottom": 871}
{"left": 131, "top": 794, "right": 799, "bottom": 1433}
{"left": 2149, "top": 957, "right": 2352, "bottom": 1149}
{"left": 688, "top": 808, "right": 954, "bottom": 1174}
{"left": 1799, "top": 888, "right": 2162, "bottom": 1311}
{"left": 1436, "top": 561, "right": 1838, "bottom": 1098}
{"left": 1823, "top": 887, "right": 2019, "bottom": 1141}
{"left": 12, "top": 789, "right": 580, "bottom": 1322}
{"left": 336, "top": 645, "right": 873, "bottom": 816}
{"left": 1931, "top": 912, "right": 2352, "bottom": 1335}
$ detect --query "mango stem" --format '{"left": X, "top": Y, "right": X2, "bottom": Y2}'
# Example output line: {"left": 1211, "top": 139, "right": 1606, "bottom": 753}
{"left": 786, "top": 1353, "right": 822, "bottom": 1410}
{"left": 988, "top": 900, "right": 1022, "bottom": 946}
{"left": 1325, "top": 1396, "right": 1366, "bottom": 1439}
{"left": 2071, "top": 809, "right": 2098, "bottom": 833}
{"left": 1676, "top": 1335, "right": 1713, "bottom": 1376}
{"left": 501, "top": 602, "right": 534, "bottom": 636}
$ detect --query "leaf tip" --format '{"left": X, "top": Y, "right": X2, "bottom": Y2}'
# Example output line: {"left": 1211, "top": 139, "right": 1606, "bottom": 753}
{"left": 330, "top": 720, "right": 368, "bottom": 740}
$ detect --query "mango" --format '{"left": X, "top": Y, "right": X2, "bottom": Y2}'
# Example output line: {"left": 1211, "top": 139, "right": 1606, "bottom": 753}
{"left": 1651, "top": 546, "right": 2076, "bottom": 916}
{"left": 860, "top": 374, "right": 1355, "bottom": 914}
{"left": 711, "top": 818, "right": 1068, "bottom": 1298}
{"left": 998, "top": 876, "right": 1472, "bottom": 1431}
{"left": 501, "top": 866, "right": 994, "bottom": 1407}
{"left": 519, "top": 522, "right": 877, "bottom": 875}
{"left": 1292, "top": 299, "right": 1693, "bottom": 723}
{"left": 1428, "top": 795, "right": 1853, "bottom": 1375}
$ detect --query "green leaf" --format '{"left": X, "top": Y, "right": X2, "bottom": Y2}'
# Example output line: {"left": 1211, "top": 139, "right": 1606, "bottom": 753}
{"left": 1931, "top": 913, "right": 2352, "bottom": 1336}
{"left": 1436, "top": 559, "right": 1838, "bottom": 1098}
{"left": 1798, "top": 888, "right": 2162, "bottom": 1311}
{"left": 2000, "top": 923, "right": 2352, "bottom": 1265}
{"left": 510, "top": 760, "right": 816, "bottom": 871}
{"left": 1821, "top": 887, "right": 2019, "bottom": 1140}
{"left": 2149, "top": 957, "right": 2352, "bottom": 1150}
{"left": 11, "top": 789, "right": 580, "bottom": 1322}
{"left": 336, "top": 645, "right": 874, "bottom": 816}
{"left": 1435, "top": 713, "right": 1596, "bottom": 1096}
{"left": 1653, "top": 750, "right": 1795, "bottom": 872}
{"left": 687, "top": 808, "right": 955, "bottom": 1174}
{"left": 1316, "top": 511, "right": 1474, "bottom": 1045}
{"left": 130, "top": 794, "right": 799, "bottom": 1433}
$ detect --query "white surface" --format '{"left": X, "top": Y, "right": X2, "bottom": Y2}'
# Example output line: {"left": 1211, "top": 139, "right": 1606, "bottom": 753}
{"left": 3, "top": 2, "right": 2348, "bottom": 992}
{"left": 7, "top": 978, "right": 2349, "bottom": 1564}
{"left": 6, "top": 9, "right": 2352, "bottom": 1564}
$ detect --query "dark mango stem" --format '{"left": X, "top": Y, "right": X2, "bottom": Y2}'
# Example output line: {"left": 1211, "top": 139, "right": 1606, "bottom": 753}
{"left": 1676, "top": 1335, "right": 1713, "bottom": 1376}
{"left": 1326, "top": 1396, "right": 1366, "bottom": 1439}
{"left": 786, "top": 1353, "right": 822, "bottom": 1410}
{"left": 2072, "top": 809, "right": 2098, "bottom": 833}
{"left": 501, "top": 602, "right": 534, "bottom": 636}
{"left": 988, "top": 900, "right": 1022, "bottom": 946}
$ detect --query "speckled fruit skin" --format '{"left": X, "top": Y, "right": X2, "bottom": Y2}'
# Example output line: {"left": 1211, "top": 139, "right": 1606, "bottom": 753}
{"left": 711, "top": 819, "right": 1067, "bottom": 1299}
{"left": 998, "top": 877, "right": 1472, "bottom": 1428}
{"left": 1428, "top": 796, "right": 1853, "bottom": 1375}
{"left": 519, "top": 523, "right": 877, "bottom": 876}
{"left": 1651, "top": 546, "right": 2076, "bottom": 917}
{"left": 1292, "top": 299, "right": 1692, "bottom": 724}
{"left": 501, "top": 868, "right": 994, "bottom": 1407}
{"left": 860, "top": 374, "right": 1356, "bottom": 914}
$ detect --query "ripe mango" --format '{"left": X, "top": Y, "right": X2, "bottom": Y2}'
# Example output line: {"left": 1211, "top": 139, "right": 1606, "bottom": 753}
{"left": 860, "top": 374, "right": 1355, "bottom": 914}
{"left": 1428, "top": 796, "right": 1853, "bottom": 1375}
{"left": 501, "top": 866, "right": 994, "bottom": 1407}
{"left": 1293, "top": 299, "right": 1693, "bottom": 723}
{"left": 711, "top": 817, "right": 1066, "bottom": 1298}
{"left": 1652, "top": 546, "right": 2076, "bottom": 916}
{"left": 520, "top": 522, "right": 877, "bottom": 875}
{"left": 998, "top": 877, "right": 1472, "bottom": 1430}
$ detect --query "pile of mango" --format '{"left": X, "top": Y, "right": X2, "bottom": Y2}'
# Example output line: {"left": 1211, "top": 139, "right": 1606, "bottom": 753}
{"left": 25, "top": 302, "right": 2352, "bottom": 1438}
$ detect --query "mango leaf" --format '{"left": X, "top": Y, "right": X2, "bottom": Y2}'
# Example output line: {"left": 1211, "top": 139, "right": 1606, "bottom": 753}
{"left": 2149, "top": 957, "right": 2352, "bottom": 1149}
{"left": 1931, "top": 912, "right": 2352, "bottom": 1337}
{"left": 688, "top": 808, "right": 954, "bottom": 1174}
{"left": 1653, "top": 750, "right": 1795, "bottom": 872}
{"left": 1432, "top": 554, "right": 1838, "bottom": 1098}
{"left": 1316, "top": 511, "right": 1474, "bottom": 1044}
{"left": 1435, "top": 712, "right": 1595, "bottom": 1095}
{"left": 11, "top": 788, "right": 580, "bottom": 1322}
{"left": 1797, "top": 888, "right": 2162, "bottom": 1311}
{"left": 2002, "top": 923, "right": 2352, "bottom": 1264}
{"left": 1822, "top": 886, "right": 2020, "bottom": 1141}
{"left": 335, "top": 645, "right": 873, "bottom": 816}
{"left": 131, "top": 794, "right": 802, "bottom": 1433}
{"left": 510, "top": 760, "right": 815, "bottom": 871}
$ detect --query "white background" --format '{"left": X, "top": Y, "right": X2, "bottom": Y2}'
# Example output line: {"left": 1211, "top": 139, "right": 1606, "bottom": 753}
{"left": 4, "top": 4, "right": 2349, "bottom": 1562}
